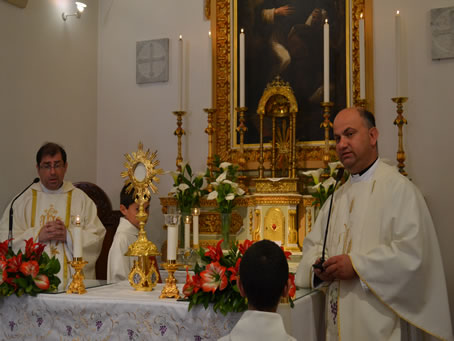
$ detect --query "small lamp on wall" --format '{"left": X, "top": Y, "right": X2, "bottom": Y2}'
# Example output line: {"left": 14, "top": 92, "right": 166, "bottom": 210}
{"left": 62, "top": 1, "right": 87, "bottom": 21}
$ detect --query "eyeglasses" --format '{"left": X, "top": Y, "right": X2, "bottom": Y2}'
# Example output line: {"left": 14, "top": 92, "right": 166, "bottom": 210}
{"left": 39, "top": 163, "right": 64, "bottom": 170}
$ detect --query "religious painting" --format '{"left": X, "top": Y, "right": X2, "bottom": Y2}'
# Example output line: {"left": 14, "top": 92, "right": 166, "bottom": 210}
{"left": 210, "top": 0, "right": 372, "bottom": 170}
{"left": 235, "top": 0, "right": 347, "bottom": 144}
{"left": 136, "top": 39, "right": 169, "bottom": 84}
{"left": 430, "top": 6, "right": 454, "bottom": 60}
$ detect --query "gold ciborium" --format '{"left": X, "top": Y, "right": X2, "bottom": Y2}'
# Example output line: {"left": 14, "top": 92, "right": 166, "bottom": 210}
{"left": 121, "top": 142, "right": 164, "bottom": 291}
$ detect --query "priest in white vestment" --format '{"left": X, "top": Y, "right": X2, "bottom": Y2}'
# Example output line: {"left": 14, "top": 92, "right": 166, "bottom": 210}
{"left": 219, "top": 240, "right": 295, "bottom": 341}
{"left": 0, "top": 143, "right": 106, "bottom": 290}
{"left": 296, "top": 108, "right": 453, "bottom": 341}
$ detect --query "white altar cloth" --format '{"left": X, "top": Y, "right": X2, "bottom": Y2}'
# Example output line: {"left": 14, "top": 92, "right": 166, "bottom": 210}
{"left": 0, "top": 281, "right": 322, "bottom": 341}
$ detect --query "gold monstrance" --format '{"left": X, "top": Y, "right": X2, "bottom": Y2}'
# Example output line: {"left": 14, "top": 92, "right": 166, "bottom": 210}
{"left": 121, "top": 142, "right": 164, "bottom": 291}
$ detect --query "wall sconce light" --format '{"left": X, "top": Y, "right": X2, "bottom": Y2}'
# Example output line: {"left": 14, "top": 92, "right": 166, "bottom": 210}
{"left": 62, "top": 2, "right": 87, "bottom": 21}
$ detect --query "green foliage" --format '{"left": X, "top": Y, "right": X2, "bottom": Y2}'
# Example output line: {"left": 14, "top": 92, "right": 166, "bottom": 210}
{"left": 170, "top": 163, "right": 207, "bottom": 213}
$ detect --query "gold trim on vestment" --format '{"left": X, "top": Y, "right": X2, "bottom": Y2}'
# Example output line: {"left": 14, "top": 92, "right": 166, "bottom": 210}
{"left": 349, "top": 255, "right": 447, "bottom": 341}
{"left": 31, "top": 189, "right": 37, "bottom": 227}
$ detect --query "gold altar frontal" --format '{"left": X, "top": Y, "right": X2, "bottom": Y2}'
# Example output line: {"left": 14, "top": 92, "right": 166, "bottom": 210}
{"left": 160, "top": 191, "right": 317, "bottom": 254}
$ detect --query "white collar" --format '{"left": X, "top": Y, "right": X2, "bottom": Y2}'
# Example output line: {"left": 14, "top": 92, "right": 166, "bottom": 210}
{"left": 40, "top": 182, "right": 64, "bottom": 194}
{"left": 350, "top": 158, "right": 379, "bottom": 183}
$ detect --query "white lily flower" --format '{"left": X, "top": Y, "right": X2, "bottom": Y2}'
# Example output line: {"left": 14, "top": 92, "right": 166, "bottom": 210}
{"left": 216, "top": 171, "right": 227, "bottom": 183}
{"left": 196, "top": 171, "right": 205, "bottom": 178}
{"left": 231, "top": 182, "right": 239, "bottom": 188}
{"left": 169, "top": 186, "right": 177, "bottom": 193}
{"left": 223, "top": 179, "right": 233, "bottom": 185}
{"left": 226, "top": 193, "right": 235, "bottom": 201}
{"left": 302, "top": 168, "right": 323, "bottom": 184}
{"left": 169, "top": 171, "right": 180, "bottom": 183}
{"left": 236, "top": 187, "right": 245, "bottom": 195}
{"left": 312, "top": 182, "right": 322, "bottom": 192}
{"left": 328, "top": 161, "right": 343, "bottom": 176}
{"left": 207, "top": 190, "right": 218, "bottom": 200}
{"left": 178, "top": 183, "right": 190, "bottom": 192}
{"left": 219, "top": 162, "right": 232, "bottom": 169}
{"left": 322, "top": 177, "right": 336, "bottom": 193}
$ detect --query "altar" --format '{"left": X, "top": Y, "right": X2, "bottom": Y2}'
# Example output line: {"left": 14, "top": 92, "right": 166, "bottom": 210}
{"left": 0, "top": 280, "right": 324, "bottom": 341}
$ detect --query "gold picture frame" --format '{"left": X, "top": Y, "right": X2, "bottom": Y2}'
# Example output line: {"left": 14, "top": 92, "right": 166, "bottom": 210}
{"left": 209, "top": 0, "right": 374, "bottom": 171}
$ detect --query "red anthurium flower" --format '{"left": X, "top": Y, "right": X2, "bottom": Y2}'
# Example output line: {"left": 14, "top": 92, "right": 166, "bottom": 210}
{"left": 200, "top": 262, "right": 228, "bottom": 293}
{"left": 227, "top": 258, "right": 241, "bottom": 282}
{"left": 204, "top": 240, "right": 223, "bottom": 262}
{"left": 7, "top": 253, "right": 22, "bottom": 272}
{"left": 0, "top": 239, "right": 10, "bottom": 257}
{"left": 0, "top": 260, "right": 7, "bottom": 285}
{"left": 34, "top": 274, "right": 50, "bottom": 290}
{"left": 280, "top": 246, "right": 292, "bottom": 260}
{"left": 288, "top": 273, "right": 296, "bottom": 298}
{"left": 19, "top": 260, "right": 39, "bottom": 278}
{"left": 183, "top": 270, "right": 201, "bottom": 297}
{"left": 25, "top": 238, "right": 45, "bottom": 259}
{"left": 239, "top": 240, "right": 254, "bottom": 255}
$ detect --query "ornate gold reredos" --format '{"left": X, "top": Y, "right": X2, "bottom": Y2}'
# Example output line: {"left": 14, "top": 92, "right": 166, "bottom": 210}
{"left": 121, "top": 142, "right": 164, "bottom": 200}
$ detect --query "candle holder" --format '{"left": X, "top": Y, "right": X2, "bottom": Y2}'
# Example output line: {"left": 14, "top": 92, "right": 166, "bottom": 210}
{"left": 392, "top": 97, "right": 409, "bottom": 176}
{"left": 159, "top": 260, "right": 183, "bottom": 299}
{"left": 204, "top": 108, "right": 217, "bottom": 173}
{"left": 173, "top": 110, "right": 187, "bottom": 172}
{"left": 355, "top": 98, "right": 367, "bottom": 109}
{"left": 66, "top": 257, "right": 88, "bottom": 294}
{"left": 320, "top": 102, "right": 334, "bottom": 175}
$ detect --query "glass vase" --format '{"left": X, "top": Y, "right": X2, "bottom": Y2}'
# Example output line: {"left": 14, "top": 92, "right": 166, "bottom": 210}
{"left": 220, "top": 212, "right": 231, "bottom": 249}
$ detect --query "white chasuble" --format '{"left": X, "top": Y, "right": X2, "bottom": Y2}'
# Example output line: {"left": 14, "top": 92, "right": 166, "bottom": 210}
{"left": 296, "top": 160, "right": 453, "bottom": 341}
{"left": 0, "top": 181, "right": 106, "bottom": 289}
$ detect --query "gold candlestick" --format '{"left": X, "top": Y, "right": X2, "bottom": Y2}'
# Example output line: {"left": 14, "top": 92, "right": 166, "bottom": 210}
{"left": 355, "top": 98, "right": 367, "bottom": 108}
{"left": 320, "top": 102, "right": 334, "bottom": 172}
{"left": 392, "top": 97, "right": 409, "bottom": 176}
{"left": 235, "top": 106, "right": 249, "bottom": 194}
{"left": 173, "top": 111, "right": 187, "bottom": 172}
{"left": 159, "top": 260, "right": 183, "bottom": 299}
{"left": 204, "top": 108, "right": 216, "bottom": 173}
{"left": 66, "top": 257, "right": 88, "bottom": 294}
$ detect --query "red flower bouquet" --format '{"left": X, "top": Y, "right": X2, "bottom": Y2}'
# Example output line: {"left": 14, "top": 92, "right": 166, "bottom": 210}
{"left": 183, "top": 239, "right": 296, "bottom": 315}
{"left": 0, "top": 238, "right": 61, "bottom": 297}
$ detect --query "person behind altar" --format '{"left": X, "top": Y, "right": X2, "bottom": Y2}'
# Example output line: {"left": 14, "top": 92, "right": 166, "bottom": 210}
{"left": 295, "top": 107, "right": 453, "bottom": 340}
{"left": 219, "top": 240, "right": 296, "bottom": 341}
{"left": 0, "top": 142, "right": 106, "bottom": 290}
{"left": 107, "top": 184, "right": 161, "bottom": 284}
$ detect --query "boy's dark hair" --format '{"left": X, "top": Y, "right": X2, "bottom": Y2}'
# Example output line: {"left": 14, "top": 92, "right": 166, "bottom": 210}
{"left": 120, "top": 185, "right": 136, "bottom": 209}
{"left": 239, "top": 239, "right": 289, "bottom": 311}
{"left": 36, "top": 142, "right": 67, "bottom": 165}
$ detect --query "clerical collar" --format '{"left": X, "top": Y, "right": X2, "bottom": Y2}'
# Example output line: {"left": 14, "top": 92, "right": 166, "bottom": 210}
{"left": 40, "top": 182, "right": 64, "bottom": 194}
{"left": 350, "top": 158, "right": 379, "bottom": 183}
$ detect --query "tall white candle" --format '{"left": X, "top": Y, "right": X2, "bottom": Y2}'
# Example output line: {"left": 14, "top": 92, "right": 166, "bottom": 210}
{"left": 178, "top": 35, "right": 184, "bottom": 111}
{"left": 395, "top": 10, "right": 402, "bottom": 97}
{"left": 323, "top": 19, "right": 330, "bottom": 102}
{"left": 239, "top": 28, "right": 245, "bottom": 107}
{"left": 184, "top": 221, "right": 190, "bottom": 249}
{"left": 73, "top": 216, "right": 82, "bottom": 258}
{"left": 167, "top": 225, "right": 178, "bottom": 261}
{"left": 208, "top": 31, "right": 213, "bottom": 108}
{"left": 359, "top": 13, "right": 366, "bottom": 99}
{"left": 192, "top": 208, "right": 200, "bottom": 246}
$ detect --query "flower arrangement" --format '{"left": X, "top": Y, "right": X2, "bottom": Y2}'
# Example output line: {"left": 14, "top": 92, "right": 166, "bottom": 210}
{"left": 169, "top": 163, "right": 207, "bottom": 214}
{"left": 0, "top": 238, "right": 61, "bottom": 297}
{"left": 206, "top": 157, "right": 245, "bottom": 214}
{"left": 303, "top": 161, "right": 345, "bottom": 207}
{"left": 183, "top": 239, "right": 296, "bottom": 315}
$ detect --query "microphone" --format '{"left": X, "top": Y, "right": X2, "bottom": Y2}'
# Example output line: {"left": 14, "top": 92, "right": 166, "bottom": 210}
{"left": 313, "top": 168, "right": 345, "bottom": 272}
{"left": 8, "top": 177, "right": 40, "bottom": 250}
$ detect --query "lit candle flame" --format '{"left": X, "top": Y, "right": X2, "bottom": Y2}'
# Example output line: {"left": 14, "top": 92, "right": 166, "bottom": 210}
{"left": 75, "top": 215, "right": 81, "bottom": 226}
{"left": 325, "top": 19, "right": 328, "bottom": 24}
{"left": 396, "top": 10, "right": 400, "bottom": 15}
{"left": 360, "top": 13, "right": 363, "bottom": 19}
{"left": 179, "top": 35, "right": 182, "bottom": 40}
{"left": 208, "top": 31, "right": 211, "bottom": 37}
{"left": 240, "top": 28, "right": 244, "bottom": 33}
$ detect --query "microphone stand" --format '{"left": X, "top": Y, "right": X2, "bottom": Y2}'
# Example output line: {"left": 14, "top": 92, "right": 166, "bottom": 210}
{"left": 313, "top": 168, "right": 344, "bottom": 271}
{"left": 8, "top": 178, "right": 40, "bottom": 250}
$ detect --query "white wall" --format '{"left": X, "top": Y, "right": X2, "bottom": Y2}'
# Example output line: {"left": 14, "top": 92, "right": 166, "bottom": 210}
{"left": 373, "top": 0, "right": 454, "bottom": 324}
{"left": 0, "top": 0, "right": 98, "bottom": 211}
{"left": 97, "top": 0, "right": 211, "bottom": 251}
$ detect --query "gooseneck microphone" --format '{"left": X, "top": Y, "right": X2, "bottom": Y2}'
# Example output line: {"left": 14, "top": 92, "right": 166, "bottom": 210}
{"left": 313, "top": 168, "right": 345, "bottom": 272}
{"left": 8, "top": 177, "right": 40, "bottom": 250}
